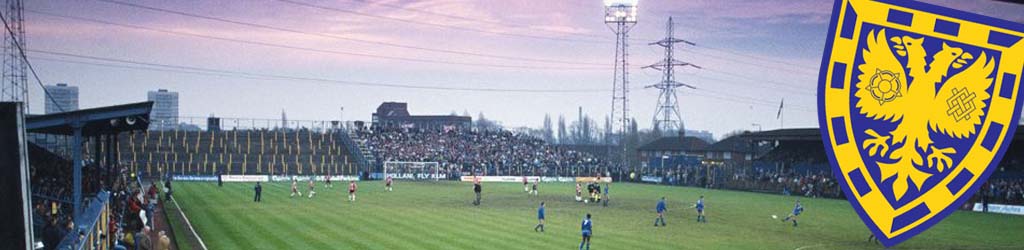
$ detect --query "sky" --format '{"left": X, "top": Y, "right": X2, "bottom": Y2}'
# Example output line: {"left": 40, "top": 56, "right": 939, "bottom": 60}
{"left": 21, "top": 0, "right": 1024, "bottom": 139}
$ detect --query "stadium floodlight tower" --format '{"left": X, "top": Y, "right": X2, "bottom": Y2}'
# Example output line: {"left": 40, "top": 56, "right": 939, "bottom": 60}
{"left": 1, "top": 0, "right": 27, "bottom": 112}
{"left": 604, "top": 0, "right": 637, "bottom": 167}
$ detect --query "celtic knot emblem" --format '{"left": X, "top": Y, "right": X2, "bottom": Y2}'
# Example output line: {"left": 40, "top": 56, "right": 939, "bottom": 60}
{"left": 946, "top": 87, "right": 977, "bottom": 122}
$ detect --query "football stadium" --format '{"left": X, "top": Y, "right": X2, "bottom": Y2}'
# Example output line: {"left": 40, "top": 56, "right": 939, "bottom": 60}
{"left": 2, "top": 0, "right": 1024, "bottom": 250}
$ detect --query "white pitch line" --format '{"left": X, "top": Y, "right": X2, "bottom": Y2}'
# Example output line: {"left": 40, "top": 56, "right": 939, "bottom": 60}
{"left": 794, "top": 243, "right": 829, "bottom": 250}
{"left": 172, "top": 196, "right": 209, "bottom": 250}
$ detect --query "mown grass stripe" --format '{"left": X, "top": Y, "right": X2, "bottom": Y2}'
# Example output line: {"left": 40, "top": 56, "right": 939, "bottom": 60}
{"left": 219, "top": 184, "right": 315, "bottom": 250}
{"left": 169, "top": 181, "right": 1024, "bottom": 250}
{"left": 177, "top": 184, "right": 257, "bottom": 250}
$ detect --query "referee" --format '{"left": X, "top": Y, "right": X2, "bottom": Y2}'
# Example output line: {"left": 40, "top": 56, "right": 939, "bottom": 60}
{"left": 253, "top": 182, "right": 262, "bottom": 202}
{"left": 473, "top": 175, "right": 482, "bottom": 206}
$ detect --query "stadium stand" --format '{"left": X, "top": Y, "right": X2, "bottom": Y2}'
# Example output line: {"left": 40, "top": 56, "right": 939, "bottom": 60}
{"left": 119, "top": 121, "right": 364, "bottom": 177}
{"left": 24, "top": 102, "right": 156, "bottom": 250}
{"left": 739, "top": 127, "right": 1024, "bottom": 204}
{"left": 628, "top": 127, "right": 1024, "bottom": 204}
{"left": 357, "top": 127, "right": 607, "bottom": 178}
{"left": 981, "top": 128, "right": 1024, "bottom": 206}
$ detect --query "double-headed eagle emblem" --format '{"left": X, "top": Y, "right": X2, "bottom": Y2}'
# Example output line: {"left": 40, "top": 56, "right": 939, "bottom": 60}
{"left": 821, "top": 0, "right": 1023, "bottom": 247}
{"left": 855, "top": 28, "right": 995, "bottom": 200}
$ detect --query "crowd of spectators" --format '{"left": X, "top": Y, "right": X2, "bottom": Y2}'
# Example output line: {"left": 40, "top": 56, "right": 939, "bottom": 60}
{"left": 728, "top": 168, "right": 840, "bottom": 198}
{"left": 29, "top": 143, "right": 106, "bottom": 250}
{"left": 980, "top": 178, "right": 1024, "bottom": 206}
{"left": 630, "top": 164, "right": 714, "bottom": 188}
{"left": 358, "top": 127, "right": 1020, "bottom": 206}
{"left": 624, "top": 164, "right": 841, "bottom": 199}
{"left": 360, "top": 128, "right": 606, "bottom": 177}
{"left": 29, "top": 141, "right": 171, "bottom": 250}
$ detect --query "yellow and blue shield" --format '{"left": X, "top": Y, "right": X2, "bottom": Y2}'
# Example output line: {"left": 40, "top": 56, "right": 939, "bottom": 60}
{"left": 819, "top": 0, "right": 1024, "bottom": 247}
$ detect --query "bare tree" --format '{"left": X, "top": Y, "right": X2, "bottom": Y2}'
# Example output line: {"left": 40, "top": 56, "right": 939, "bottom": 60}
{"left": 543, "top": 114, "right": 554, "bottom": 143}
{"left": 557, "top": 115, "right": 568, "bottom": 144}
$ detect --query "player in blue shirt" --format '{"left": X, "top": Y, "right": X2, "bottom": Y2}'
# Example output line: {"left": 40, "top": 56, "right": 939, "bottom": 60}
{"left": 654, "top": 197, "right": 667, "bottom": 227}
{"left": 782, "top": 199, "right": 804, "bottom": 227}
{"left": 534, "top": 202, "right": 546, "bottom": 232}
{"left": 694, "top": 195, "right": 706, "bottom": 223}
{"left": 579, "top": 213, "right": 592, "bottom": 250}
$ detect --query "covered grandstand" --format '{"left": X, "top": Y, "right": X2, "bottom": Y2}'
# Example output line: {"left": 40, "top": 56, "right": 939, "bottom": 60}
{"left": 23, "top": 102, "right": 157, "bottom": 250}
{"left": 740, "top": 126, "right": 1024, "bottom": 204}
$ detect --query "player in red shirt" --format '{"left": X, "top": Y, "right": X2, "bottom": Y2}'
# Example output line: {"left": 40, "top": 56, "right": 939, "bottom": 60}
{"left": 348, "top": 181, "right": 358, "bottom": 202}
{"left": 531, "top": 179, "right": 539, "bottom": 196}
{"left": 307, "top": 179, "right": 316, "bottom": 198}
{"left": 290, "top": 179, "right": 302, "bottom": 198}
{"left": 576, "top": 182, "right": 583, "bottom": 202}
{"left": 523, "top": 176, "right": 529, "bottom": 192}
{"left": 385, "top": 176, "right": 393, "bottom": 192}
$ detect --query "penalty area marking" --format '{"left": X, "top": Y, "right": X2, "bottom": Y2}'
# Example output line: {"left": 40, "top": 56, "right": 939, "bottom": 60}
{"left": 172, "top": 196, "right": 209, "bottom": 250}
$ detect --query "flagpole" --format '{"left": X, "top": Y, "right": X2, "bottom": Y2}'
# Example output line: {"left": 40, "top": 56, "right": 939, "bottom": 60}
{"left": 777, "top": 99, "right": 785, "bottom": 129}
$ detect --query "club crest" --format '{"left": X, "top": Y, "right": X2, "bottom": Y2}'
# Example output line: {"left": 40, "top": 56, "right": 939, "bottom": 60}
{"left": 818, "top": 0, "right": 1024, "bottom": 247}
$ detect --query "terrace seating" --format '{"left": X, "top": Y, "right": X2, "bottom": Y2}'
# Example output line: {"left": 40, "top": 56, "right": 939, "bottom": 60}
{"left": 119, "top": 128, "right": 361, "bottom": 176}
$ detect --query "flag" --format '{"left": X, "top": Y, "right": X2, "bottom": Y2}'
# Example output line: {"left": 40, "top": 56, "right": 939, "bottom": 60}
{"left": 776, "top": 99, "right": 784, "bottom": 119}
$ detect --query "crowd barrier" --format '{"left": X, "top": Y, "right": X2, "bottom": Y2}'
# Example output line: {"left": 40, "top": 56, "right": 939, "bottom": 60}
{"left": 972, "top": 203, "right": 1024, "bottom": 216}
{"left": 459, "top": 176, "right": 612, "bottom": 183}
{"left": 58, "top": 191, "right": 111, "bottom": 250}
{"left": 173, "top": 174, "right": 360, "bottom": 182}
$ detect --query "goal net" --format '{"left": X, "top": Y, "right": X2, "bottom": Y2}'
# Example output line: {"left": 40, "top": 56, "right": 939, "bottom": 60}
{"left": 383, "top": 161, "right": 442, "bottom": 181}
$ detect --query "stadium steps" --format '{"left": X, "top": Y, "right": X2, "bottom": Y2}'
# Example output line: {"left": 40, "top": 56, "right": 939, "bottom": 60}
{"left": 340, "top": 130, "right": 373, "bottom": 167}
{"left": 117, "top": 129, "right": 361, "bottom": 177}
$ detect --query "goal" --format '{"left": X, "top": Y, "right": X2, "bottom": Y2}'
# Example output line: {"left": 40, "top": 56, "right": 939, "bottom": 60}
{"left": 383, "top": 161, "right": 442, "bottom": 181}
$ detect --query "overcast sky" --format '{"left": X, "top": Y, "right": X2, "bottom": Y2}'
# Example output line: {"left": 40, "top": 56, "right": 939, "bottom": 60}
{"left": 22, "top": 0, "right": 1024, "bottom": 139}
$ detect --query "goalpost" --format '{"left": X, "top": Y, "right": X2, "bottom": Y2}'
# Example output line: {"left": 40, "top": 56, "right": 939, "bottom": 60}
{"left": 383, "top": 161, "right": 442, "bottom": 181}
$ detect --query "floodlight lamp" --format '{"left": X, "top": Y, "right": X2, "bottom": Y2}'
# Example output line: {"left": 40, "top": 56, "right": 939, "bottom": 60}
{"left": 604, "top": 0, "right": 638, "bottom": 23}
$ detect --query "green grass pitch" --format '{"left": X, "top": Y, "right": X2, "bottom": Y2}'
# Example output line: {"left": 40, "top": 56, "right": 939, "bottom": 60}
{"left": 169, "top": 181, "right": 1024, "bottom": 249}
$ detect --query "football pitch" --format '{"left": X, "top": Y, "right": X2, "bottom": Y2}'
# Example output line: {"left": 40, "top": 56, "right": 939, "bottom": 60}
{"left": 168, "top": 181, "right": 1023, "bottom": 250}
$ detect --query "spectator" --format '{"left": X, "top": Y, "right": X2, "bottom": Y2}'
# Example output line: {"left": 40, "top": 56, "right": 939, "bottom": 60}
{"left": 135, "top": 226, "right": 152, "bottom": 250}
{"left": 157, "top": 231, "right": 170, "bottom": 250}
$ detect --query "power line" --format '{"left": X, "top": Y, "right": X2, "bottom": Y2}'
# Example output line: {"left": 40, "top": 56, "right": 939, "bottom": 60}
{"left": 696, "top": 88, "right": 814, "bottom": 112}
{"left": 31, "top": 48, "right": 810, "bottom": 111}
{"left": 274, "top": 0, "right": 609, "bottom": 44}
{"left": 681, "top": 47, "right": 819, "bottom": 75}
{"left": 30, "top": 48, "right": 612, "bottom": 93}
{"left": 694, "top": 44, "right": 821, "bottom": 72}
{"left": 688, "top": 90, "right": 815, "bottom": 113}
{"left": 30, "top": 12, "right": 818, "bottom": 99}
{"left": 29, "top": 10, "right": 819, "bottom": 100}
{"left": 33, "top": 8, "right": 821, "bottom": 78}
{"left": 683, "top": 73, "right": 816, "bottom": 96}
{"left": 30, "top": 56, "right": 283, "bottom": 81}
{"left": 340, "top": 0, "right": 612, "bottom": 41}
{"left": 91, "top": 0, "right": 607, "bottom": 66}
{"left": 26, "top": 9, "right": 606, "bottom": 71}
{"left": 297, "top": 0, "right": 826, "bottom": 81}
{"left": 89, "top": 0, "right": 830, "bottom": 93}
{"left": 700, "top": 67, "right": 811, "bottom": 93}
